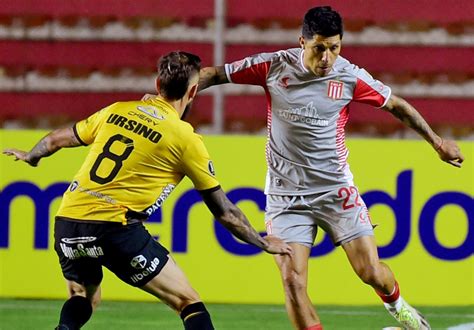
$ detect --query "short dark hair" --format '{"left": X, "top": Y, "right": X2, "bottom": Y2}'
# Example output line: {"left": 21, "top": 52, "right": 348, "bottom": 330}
{"left": 302, "top": 6, "right": 343, "bottom": 39}
{"left": 157, "top": 51, "right": 201, "bottom": 100}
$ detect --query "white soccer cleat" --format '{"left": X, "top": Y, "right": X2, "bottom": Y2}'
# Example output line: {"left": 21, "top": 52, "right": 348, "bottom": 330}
{"left": 385, "top": 298, "right": 431, "bottom": 330}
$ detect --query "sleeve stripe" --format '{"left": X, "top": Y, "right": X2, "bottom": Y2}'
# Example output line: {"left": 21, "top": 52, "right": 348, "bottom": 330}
{"left": 198, "top": 185, "right": 221, "bottom": 194}
{"left": 73, "top": 124, "right": 88, "bottom": 146}
{"left": 228, "top": 61, "right": 271, "bottom": 86}
{"left": 379, "top": 86, "right": 392, "bottom": 108}
{"left": 224, "top": 64, "right": 233, "bottom": 83}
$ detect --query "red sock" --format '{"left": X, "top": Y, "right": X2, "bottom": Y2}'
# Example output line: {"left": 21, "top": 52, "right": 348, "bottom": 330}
{"left": 305, "top": 324, "right": 323, "bottom": 330}
{"left": 376, "top": 281, "right": 400, "bottom": 303}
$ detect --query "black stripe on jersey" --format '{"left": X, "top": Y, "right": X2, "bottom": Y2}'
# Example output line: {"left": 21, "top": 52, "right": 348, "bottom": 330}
{"left": 73, "top": 124, "right": 88, "bottom": 146}
{"left": 55, "top": 215, "right": 114, "bottom": 225}
{"left": 125, "top": 209, "right": 149, "bottom": 221}
{"left": 198, "top": 185, "right": 221, "bottom": 195}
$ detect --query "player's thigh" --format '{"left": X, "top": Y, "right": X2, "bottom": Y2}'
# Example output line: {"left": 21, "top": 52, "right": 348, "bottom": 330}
{"left": 274, "top": 243, "right": 311, "bottom": 285}
{"left": 140, "top": 256, "right": 200, "bottom": 312}
{"left": 311, "top": 186, "right": 374, "bottom": 246}
{"left": 102, "top": 222, "right": 170, "bottom": 288}
{"left": 265, "top": 195, "right": 317, "bottom": 247}
{"left": 54, "top": 218, "right": 104, "bottom": 287}
{"left": 341, "top": 235, "right": 380, "bottom": 273}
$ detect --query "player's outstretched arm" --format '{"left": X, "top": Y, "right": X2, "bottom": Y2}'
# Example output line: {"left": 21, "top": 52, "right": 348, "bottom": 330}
{"left": 2, "top": 127, "right": 82, "bottom": 167}
{"left": 141, "top": 66, "right": 228, "bottom": 100}
{"left": 197, "top": 66, "right": 229, "bottom": 92}
{"left": 200, "top": 187, "right": 293, "bottom": 256}
{"left": 382, "top": 94, "right": 465, "bottom": 167}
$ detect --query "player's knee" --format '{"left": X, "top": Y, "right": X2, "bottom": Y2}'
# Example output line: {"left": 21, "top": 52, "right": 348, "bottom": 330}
{"left": 357, "top": 264, "right": 384, "bottom": 286}
{"left": 68, "top": 285, "right": 87, "bottom": 298}
{"left": 176, "top": 298, "right": 202, "bottom": 314}
{"left": 174, "top": 290, "right": 202, "bottom": 313}
{"left": 281, "top": 270, "right": 307, "bottom": 294}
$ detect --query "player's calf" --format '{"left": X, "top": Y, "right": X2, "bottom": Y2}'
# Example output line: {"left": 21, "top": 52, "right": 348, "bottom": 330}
{"left": 55, "top": 295, "right": 93, "bottom": 330}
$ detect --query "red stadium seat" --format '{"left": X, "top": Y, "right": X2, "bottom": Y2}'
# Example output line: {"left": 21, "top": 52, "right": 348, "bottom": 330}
{"left": 226, "top": 0, "right": 474, "bottom": 29}
{"left": 0, "top": 0, "right": 472, "bottom": 135}
{"left": 1, "top": 92, "right": 472, "bottom": 131}
{"left": 0, "top": 41, "right": 214, "bottom": 70}
{"left": 0, "top": 0, "right": 214, "bottom": 25}
{"left": 1, "top": 41, "right": 472, "bottom": 77}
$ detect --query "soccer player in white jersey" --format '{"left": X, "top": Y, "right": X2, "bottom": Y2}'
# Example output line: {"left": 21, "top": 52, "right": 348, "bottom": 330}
{"left": 196, "top": 6, "right": 464, "bottom": 330}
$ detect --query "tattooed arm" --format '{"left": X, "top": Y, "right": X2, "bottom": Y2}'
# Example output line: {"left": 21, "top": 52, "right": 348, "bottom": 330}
{"left": 3, "top": 127, "right": 82, "bottom": 167}
{"left": 382, "top": 94, "right": 464, "bottom": 167}
{"left": 199, "top": 187, "right": 292, "bottom": 256}
{"left": 197, "top": 66, "right": 229, "bottom": 92}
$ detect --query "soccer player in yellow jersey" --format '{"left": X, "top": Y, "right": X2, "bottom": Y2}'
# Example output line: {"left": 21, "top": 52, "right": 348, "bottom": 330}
{"left": 3, "top": 51, "right": 292, "bottom": 330}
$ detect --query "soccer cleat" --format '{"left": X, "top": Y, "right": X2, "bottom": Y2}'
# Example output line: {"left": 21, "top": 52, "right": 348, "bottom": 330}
{"left": 385, "top": 299, "right": 431, "bottom": 330}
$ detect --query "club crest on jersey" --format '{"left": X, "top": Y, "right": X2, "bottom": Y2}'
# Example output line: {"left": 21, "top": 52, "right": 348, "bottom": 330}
{"left": 327, "top": 81, "right": 344, "bottom": 100}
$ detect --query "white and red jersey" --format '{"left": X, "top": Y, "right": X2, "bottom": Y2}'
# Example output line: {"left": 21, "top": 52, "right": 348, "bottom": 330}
{"left": 225, "top": 48, "right": 391, "bottom": 195}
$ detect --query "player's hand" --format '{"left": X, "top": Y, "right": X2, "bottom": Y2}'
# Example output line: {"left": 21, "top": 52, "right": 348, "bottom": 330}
{"left": 263, "top": 235, "right": 293, "bottom": 256}
{"left": 435, "top": 139, "right": 464, "bottom": 168}
{"left": 2, "top": 148, "right": 38, "bottom": 166}
{"left": 141, "top": 93, "right": 157, "bottom": 101}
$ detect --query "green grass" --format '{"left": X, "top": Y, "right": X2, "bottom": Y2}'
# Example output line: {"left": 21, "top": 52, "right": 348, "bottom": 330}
{"left": 0, "top": 299, "right": 472, "bottom": 329}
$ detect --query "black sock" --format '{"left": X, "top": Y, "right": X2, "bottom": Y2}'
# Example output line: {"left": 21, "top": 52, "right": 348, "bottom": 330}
{"left": 180, "top": 302, "right": 214, "bottom": 330}
{"left": 56, "top": 296, "right": 93, "bottom": 330}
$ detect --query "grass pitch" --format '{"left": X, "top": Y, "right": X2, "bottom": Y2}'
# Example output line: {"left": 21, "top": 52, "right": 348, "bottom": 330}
{"left": 0, "top": 299, "right": 472, "bottom": 329}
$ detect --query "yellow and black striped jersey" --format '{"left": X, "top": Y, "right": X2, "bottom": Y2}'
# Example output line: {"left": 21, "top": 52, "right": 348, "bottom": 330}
{"left": 56, "top": 98, "right": 219, "bottom": 224}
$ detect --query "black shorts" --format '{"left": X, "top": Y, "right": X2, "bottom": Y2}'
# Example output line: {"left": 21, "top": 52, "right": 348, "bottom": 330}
{"left": 54, "top": 217, "right": 169, "bottom": 287}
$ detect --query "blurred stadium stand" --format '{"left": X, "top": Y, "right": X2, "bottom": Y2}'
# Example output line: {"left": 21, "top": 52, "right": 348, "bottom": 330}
{"left": 0, "top": 0, "right": 473, "bottom": 137}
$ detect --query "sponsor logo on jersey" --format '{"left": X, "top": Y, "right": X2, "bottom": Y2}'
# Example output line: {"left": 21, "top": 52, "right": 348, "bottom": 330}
{"left": 136, "top": 106, "right": 165, "bottom": 120}
{"left": 130, "top": 254, "right": 147, "bottom": 269}
{"left": 208, "top": 161, "right": 216, "bottom": 176}
{"left": 278, "top": 102, "right": 329, "bottom": 126}
{"left": 145, "top": 184, "right": 176, "bottom": 215}
{"left": 61, "top": 236, "right": 97, "bottom": 244}
{"left": 130, "top": 257, "right": 160, "bottom": 283}
{"left": 70, "top": 181, "right": 117, "bottom": 204}
{"left": 328, "top": 80, "right": 344, "bottom": 100}
{"left": 129, "top": 110, "right": 162, "bottom": 126}
{"left": 60, "top": 242, "right": 104, "bottom": 260}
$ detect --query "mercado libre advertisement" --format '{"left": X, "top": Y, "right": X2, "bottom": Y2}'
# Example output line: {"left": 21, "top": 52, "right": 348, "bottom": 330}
{"left": 0, "top": 130, "right": 472, "bottom": 305}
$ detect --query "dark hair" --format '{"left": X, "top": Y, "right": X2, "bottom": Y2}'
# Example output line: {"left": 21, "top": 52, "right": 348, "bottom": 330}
{"left": 302, "top": 6, "right": 343, "bottom": 39}
{"left": 157, "top": 51, "right": 201, "bottom": 100}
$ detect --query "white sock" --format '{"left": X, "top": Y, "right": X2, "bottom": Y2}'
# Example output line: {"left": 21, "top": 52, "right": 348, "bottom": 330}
{"left": 384, "top": 296, "right": 405, "bottom": 313}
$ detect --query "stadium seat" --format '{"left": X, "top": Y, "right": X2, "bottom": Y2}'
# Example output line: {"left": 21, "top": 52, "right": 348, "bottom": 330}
{"left": 0, "top": 0, "right": 472, "bottom": 135}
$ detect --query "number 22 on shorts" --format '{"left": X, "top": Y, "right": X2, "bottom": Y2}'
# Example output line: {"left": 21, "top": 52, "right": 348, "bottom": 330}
{"left": 337, "top": 186, "right": 363, "bottom": 210}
